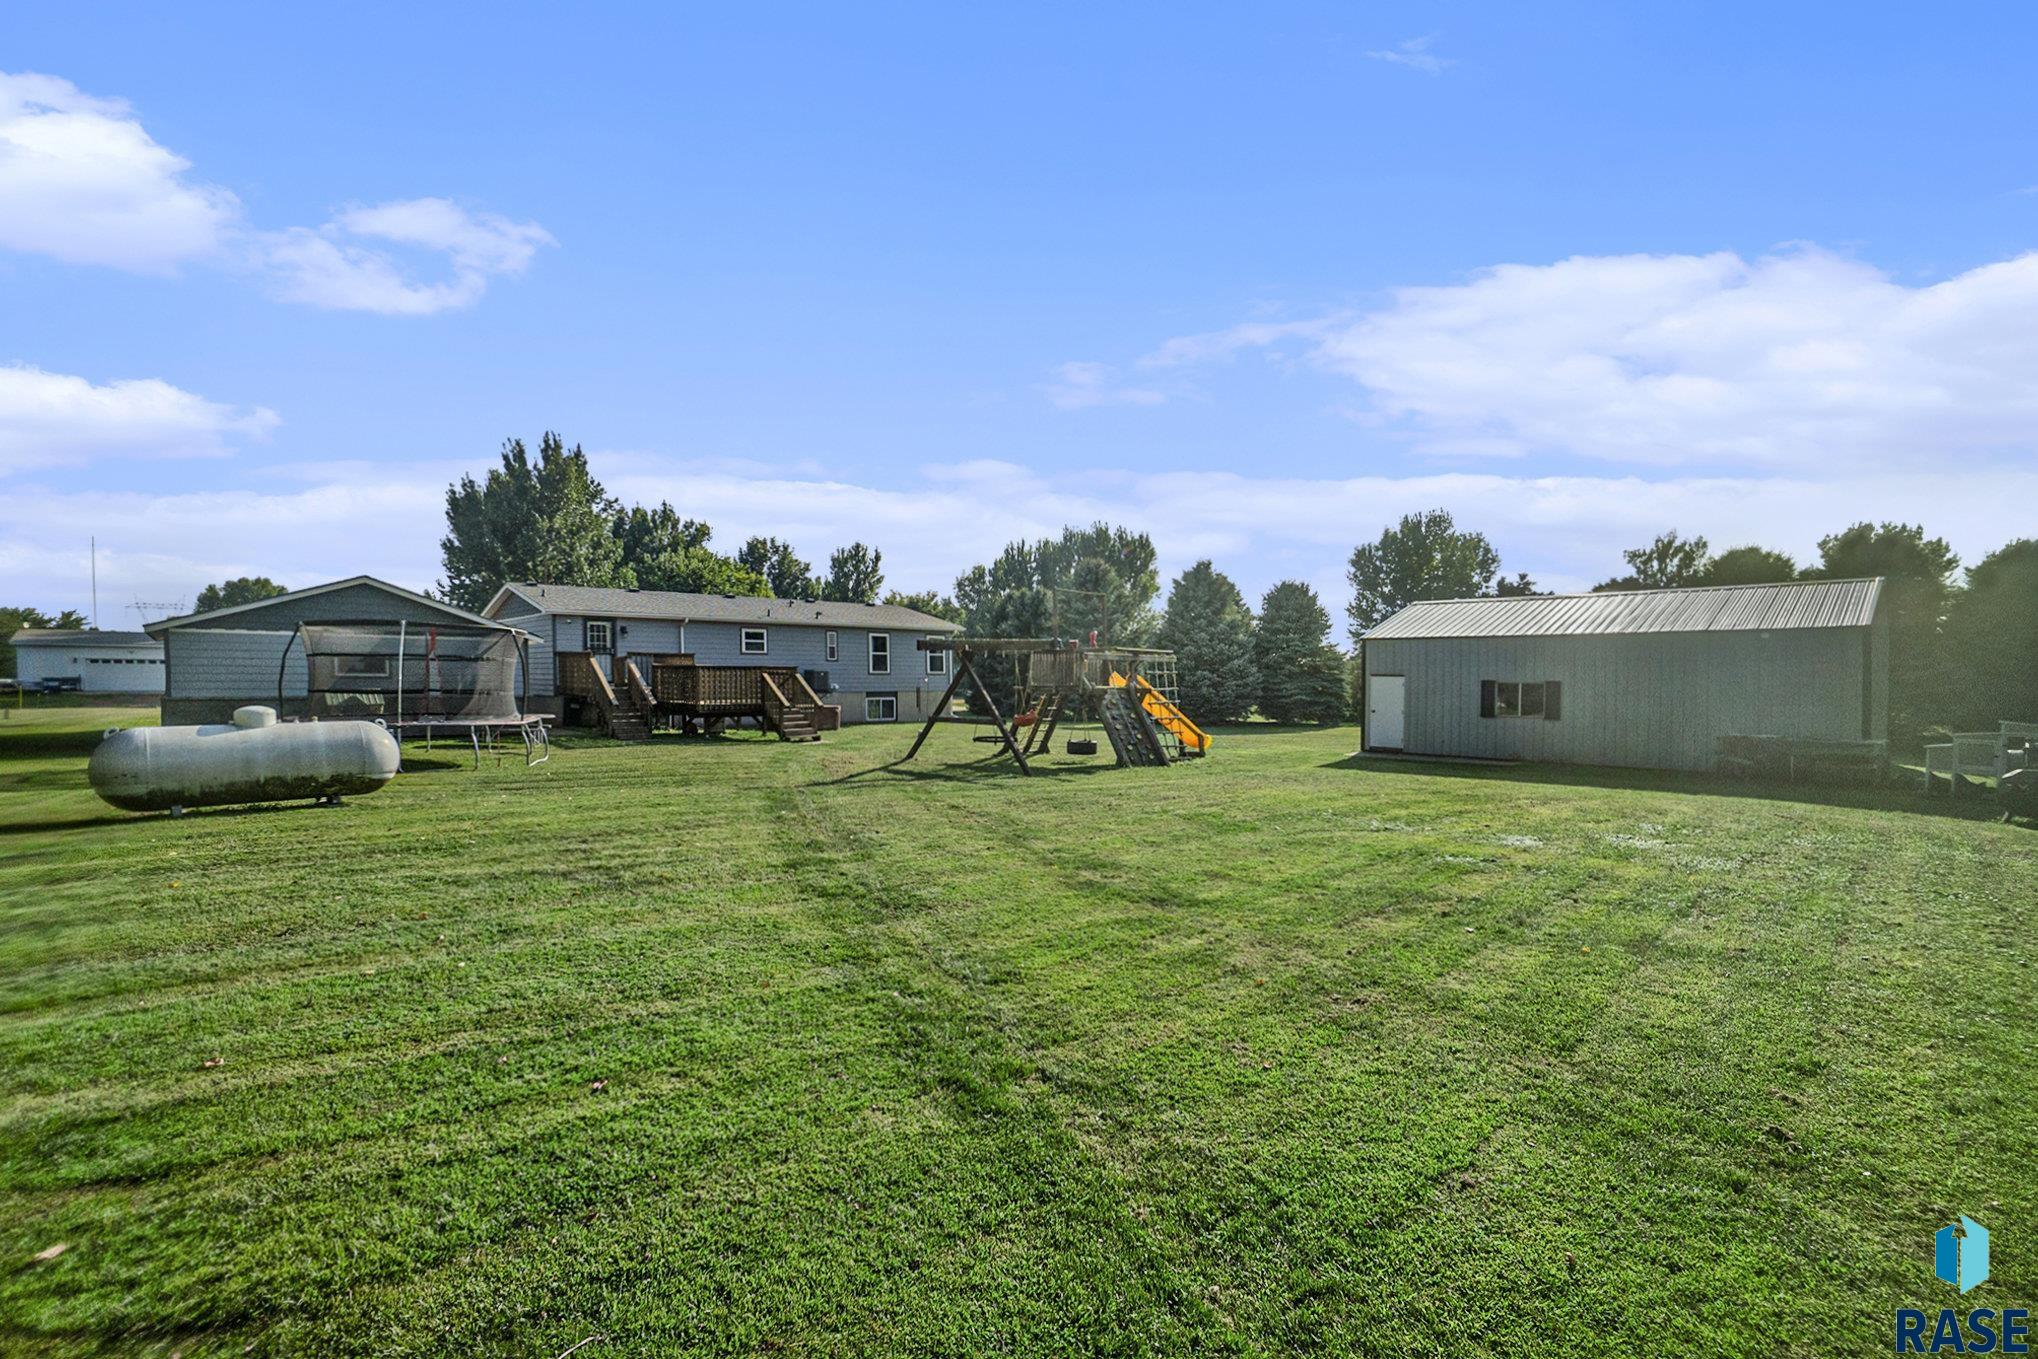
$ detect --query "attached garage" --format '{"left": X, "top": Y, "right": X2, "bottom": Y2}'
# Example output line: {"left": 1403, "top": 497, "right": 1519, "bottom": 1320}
{"left": 1360, "top": 578, "right": 1887, "bottom": 772}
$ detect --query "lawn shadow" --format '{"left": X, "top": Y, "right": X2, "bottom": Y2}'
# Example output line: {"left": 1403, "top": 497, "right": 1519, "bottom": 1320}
{"left": 1323, "top": 751, "right": 2019, "bottom": 824}
{"left": 817, "top": 747, "right": 1124, "bottom": 787}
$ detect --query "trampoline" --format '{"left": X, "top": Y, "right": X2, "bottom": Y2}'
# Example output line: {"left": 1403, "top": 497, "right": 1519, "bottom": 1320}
{"left": 283, "top": 620, "right": 549, "bottom": 768}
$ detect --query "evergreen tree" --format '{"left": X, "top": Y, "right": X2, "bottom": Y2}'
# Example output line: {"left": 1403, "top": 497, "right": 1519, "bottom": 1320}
{"left": 1254, "top": 581, "right": 1347, "bottom": 724}
{"left": 195, "top": 577, "right": 287, "bottom": 613}
{"left": 1159, "top": 561, "right": 1259, "bottom": 723}
{"left": 822, "top": 543, "right": 885, "bottom": 603}
{"left": 737, "top": 537, "right": 816, "bottom": 598}
{"left": 1347, "top": 510, "right": 1501, "bottom": 641}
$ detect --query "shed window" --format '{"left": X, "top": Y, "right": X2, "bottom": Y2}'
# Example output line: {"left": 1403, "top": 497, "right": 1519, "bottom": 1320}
{"left": 741, "top": 627, "right": 767, "bottom": 654}
{"left": 1481, "top": 679, "right": 1562, "bottom": 721}
{"left": 868, "top": 633, "right": 890, "bottom": 674}
{"left": 825, "top": 630, "right": 838, "bottom": 662}
{"left": 865, "top": 693, "right": 897, "bottom": 722}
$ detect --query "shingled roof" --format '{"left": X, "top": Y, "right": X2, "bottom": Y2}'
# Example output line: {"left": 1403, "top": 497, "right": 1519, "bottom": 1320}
{"left": 489, "top": 583, "right": 962, "bottom": 632}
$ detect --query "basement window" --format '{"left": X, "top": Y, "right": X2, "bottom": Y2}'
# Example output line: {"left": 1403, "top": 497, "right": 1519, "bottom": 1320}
{"left": 337, "top": 655, "right": 392, "bottom": 679}
{"left": 865, "top": 693, "right": 897, "bottom": 722}
{"left": 741, "top": 627, "right": 767, "bottom": 654}
{"left": 1481, "top": 679, "right": 1563, "bottom": 720}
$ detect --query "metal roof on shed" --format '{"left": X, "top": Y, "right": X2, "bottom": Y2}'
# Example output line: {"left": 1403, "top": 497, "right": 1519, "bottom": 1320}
{"left": 1364, "top": 577, "right": 1883, "bottom": 641}
{"left": 490, "top": 583, "right": 963, "bottom": 632}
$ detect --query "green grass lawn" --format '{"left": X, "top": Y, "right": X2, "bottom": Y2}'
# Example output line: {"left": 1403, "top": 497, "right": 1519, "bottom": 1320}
{"left": 1, "top": 707, "right": 2031, "bottom": 1357}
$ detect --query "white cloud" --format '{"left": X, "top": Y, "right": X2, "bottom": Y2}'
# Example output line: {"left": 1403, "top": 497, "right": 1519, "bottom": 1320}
{"left": 1139, "top": 317, "right": 1342, "bottom": 368}
{"left": 0, "top": 69, "right": 550, "bottom": 313}
{"left": 259, "top": 200, "right": 556, "bottom": 315}
{"left": 1156, "top": 246, "right": 2038, "bottom": 471}
{"left": 1364, "top": 35, "right": 1453, "bottom": 75}
{"left": 0, "top": 71, "right": 240, "bottom": 273}
{"left": 1041, "top": 361, "right": 1167, "bottom": 410}
{"left": 0, "top": 365, "right": 277, "bottom": 475}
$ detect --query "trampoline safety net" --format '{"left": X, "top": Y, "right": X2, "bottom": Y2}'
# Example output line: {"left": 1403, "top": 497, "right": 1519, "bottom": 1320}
{"left": 296, "top": 622, "right": 524, "bottom": 723}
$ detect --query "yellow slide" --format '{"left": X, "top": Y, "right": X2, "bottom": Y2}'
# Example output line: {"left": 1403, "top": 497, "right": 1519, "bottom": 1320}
{"left": 1109, "top": 672, "right": 1212, "bottom": 755}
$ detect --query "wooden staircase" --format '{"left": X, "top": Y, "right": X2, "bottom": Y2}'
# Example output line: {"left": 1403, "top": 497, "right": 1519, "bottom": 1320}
{"left": 763, "top": 670, "right": 826, "bottom": 742}
{"left": 610, "top": 660, "right": 656, "bottom": 741}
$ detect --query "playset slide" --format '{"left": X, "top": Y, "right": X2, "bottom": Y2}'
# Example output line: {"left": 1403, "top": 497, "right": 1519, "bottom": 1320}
{"left": 1109, "top": 672, "right": 1212, "bottom": 755}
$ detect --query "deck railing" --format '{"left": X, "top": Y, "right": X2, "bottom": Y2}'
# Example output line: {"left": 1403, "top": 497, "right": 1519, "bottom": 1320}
{"left": 650, "top": 662, "right": 802, "bottom": 709}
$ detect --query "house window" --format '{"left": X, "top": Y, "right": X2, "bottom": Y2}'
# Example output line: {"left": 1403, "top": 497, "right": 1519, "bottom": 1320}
{"left": 926, "top": 644, "right": 948, "bottom": 676}
{"left": 825, "top": 630, "right": 838, "bottom": 662}
{"left": 865, "top": 693, "right": 898, "bottom": 722}
{"left": 1480, "top": 679, "right": 1563, "bottom": 720}
{"left": 336, "top": 655, "right": 392, "bottom": 679}
{"left": 584, "top": 620, "right": 613, "bottom": 654}
{"left": 868, "top": 632, "right": 890, "bottom": 674}
{"left": 741, "top": 627, "right": 767, "bottom": 654}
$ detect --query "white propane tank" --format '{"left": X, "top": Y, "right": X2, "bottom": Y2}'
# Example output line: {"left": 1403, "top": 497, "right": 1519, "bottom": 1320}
{"left": 88, "top": 707, "right": 401, "bottom": 813}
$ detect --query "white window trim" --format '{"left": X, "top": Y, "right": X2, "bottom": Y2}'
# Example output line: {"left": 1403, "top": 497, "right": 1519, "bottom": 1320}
{"left": 741, "top": 627, "right": 768, "bottom": 655}
{"left": 825, "top": 630, "right": 838, "bottom": 662}
{"left": 584, "top": 620, "right": 613, "bottom": 653}
{"left": 336, "top": 655, "right": 393, "bottom": 679}
{"left": 865, "top": 693, "right": 897, "bottom": 722}
{"left": 868, "top": 632, "right": 890, "bottom": 675}
{"left": 926, "top": 642, "right": 948, "bottom": 676}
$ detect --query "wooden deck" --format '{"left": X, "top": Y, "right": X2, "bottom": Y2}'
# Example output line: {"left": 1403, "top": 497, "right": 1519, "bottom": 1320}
{"left": 558, "top": 653, "right": 827, "bottom": 742}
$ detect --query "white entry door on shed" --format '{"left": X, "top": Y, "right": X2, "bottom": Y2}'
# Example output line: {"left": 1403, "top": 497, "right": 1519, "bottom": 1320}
{"left": 1368, "top": 674, "right": 1405, "bottom": 750}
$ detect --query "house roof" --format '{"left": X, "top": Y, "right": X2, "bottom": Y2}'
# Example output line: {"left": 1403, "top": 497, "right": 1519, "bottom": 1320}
{"left": 145, "top": 575, "right": 511, "bottom": 637}
{"left": 1364, "top": 577, "right": 1884, "bottom": 641}
{"left": 7, "top": 629, "right": 159, "bottom": 647}
{"left": 487, "top": 583, "right": 964, "bottom": 632}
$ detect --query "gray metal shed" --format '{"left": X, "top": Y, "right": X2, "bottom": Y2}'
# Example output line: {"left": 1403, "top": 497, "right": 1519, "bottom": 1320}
{"left": 1360, "top": 578, "right": 1887, "bottom": 771}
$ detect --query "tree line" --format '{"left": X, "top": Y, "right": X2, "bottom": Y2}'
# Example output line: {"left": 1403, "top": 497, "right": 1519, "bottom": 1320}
{"left": 436, "top": 433, "right": 909, "bottom": 613}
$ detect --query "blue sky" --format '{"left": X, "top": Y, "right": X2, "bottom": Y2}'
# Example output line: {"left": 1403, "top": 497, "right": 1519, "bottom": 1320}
{"left": 4, "top": 2, "right": 2036, "bottom": 626}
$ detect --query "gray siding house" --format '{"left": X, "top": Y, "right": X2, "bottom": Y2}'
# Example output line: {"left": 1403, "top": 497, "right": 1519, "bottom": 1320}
{"left": 145, "top": 576, "right": 514, "bottom": 724}
{"left": 8, "top": 629, "right": 166, "bottom": 694}
{"left": 484, "top": 583, "right": 962, "bottom": 724}
{"left": 1360, "top": 578, "right": 1887, "bottom": 771}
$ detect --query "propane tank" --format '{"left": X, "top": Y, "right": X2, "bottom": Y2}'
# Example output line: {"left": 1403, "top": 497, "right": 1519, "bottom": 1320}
{"left": 88, "top": 707, "right": 400, "bottom": 814}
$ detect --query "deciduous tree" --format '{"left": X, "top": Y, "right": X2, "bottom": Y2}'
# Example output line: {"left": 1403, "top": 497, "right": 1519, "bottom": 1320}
{"left": 1346, "top": 510, "right": 1501, "bottom": 640}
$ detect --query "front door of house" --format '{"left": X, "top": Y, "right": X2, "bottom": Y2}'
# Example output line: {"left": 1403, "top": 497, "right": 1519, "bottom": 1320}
{"left": 1368, "top": 674, "right": 1405, "bottom": 751}
{"left": 585, "top": 618, "right": 617, "bottom": 680}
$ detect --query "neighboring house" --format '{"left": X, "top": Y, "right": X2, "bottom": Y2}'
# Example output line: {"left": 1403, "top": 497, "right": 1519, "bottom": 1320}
{"left": 1360, "top": 578, "right": 1887, "bottom": 771}
{"left": 145, "top": 575, "right": 518, "bottom": 724}
{"left": 8, "top": 629, "right": 166, "bottom": 694}
{"left": 483, "top": 583, "right": 964, "bottom": 724}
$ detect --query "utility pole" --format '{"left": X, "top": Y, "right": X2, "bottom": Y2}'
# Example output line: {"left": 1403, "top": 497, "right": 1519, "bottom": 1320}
{"left": 90, "top": 536, "right": 99, "bottom": 630}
